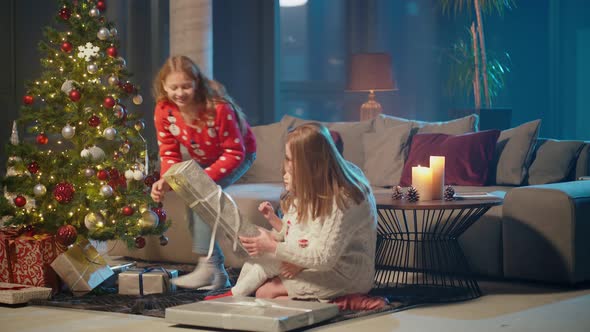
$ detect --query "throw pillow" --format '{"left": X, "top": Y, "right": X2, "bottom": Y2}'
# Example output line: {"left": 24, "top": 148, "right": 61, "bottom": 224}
{"left": 576, "top": 144, "right": 590, "bottom": 180}
{"left": 375, "top": 113, "right": 479, "bottom": 135}
{"left": 362, "top": 122, "right": 413, "bottom": 187}
{"left": 527, "top": 139, "right": 585, "bottom": 185}
{"left": 239, "top": 121, "right": 287, "bottom": 183}
{"left": 493, "top": 119, "right": 541, "bottom": 185}
{"left": 399, "top": 130, "right": 501, "bottom": 186}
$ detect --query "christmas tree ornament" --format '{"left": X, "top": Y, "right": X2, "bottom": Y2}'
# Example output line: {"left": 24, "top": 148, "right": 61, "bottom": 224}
{"left": 89, "top": 7, "right": 100, "bottom": 17}
{"left": 60, "top": 41, "right": 73, "bottom": 53}
{"left": 13, "top": 195, "right": 27, "bottom": 207}
{"left": 132, "top": 170, "right": 144, "bottom": 181}
{"left": 406, "top": 186, "right": 420, "bottom": 202}
{"left": 58, "top": 7, "right": 71, "bottom": 20}
{"left": 444, "top": 185, "right": 456, "bottom": 201}
{"left": 53, "top": 181, "right": 75, "bottom": 204}
{"left": 88, "top": 146, "right": 106, "bottom": 161}
{"left": 134, "top": 120, "right": 145, "bottom": 131}
{"left": 69, "top": 89, "right": 81, "bottom": 102}
{"left": 103, "top": 127, "right": 116, "bottom": 140}
{"left": 61, "top": 80, "right": 77, "bottom": 94}
{"left": 86, "top": 63, "right": 98, "bottom": 74}
{"left": 77, "top": 42, "right": 99, "bottom": 61}
{"left": 132, "top": 94, "right": 143, "bottom": 105}
{"left": 84, "top": 212, "right": 104, "bottom": 230}
{"left": 392, "top": 185, "right": 404, "bottom": 200}
{"left": 107, "top": 75, "right": 119, "bottom": 86}
{"left": 33, "top": 183, "right": 47, "bottom": 197}
{"left": 122, "top": 82, "right": 134, "bottom": 93}
{"left": 103, "top": 96, "right": 115, "bottom": 108}
{"left": 87, "top": 115, "right": 101, "bottom": 127}
{"left": 140, "top": 210, "right": 159, "bottom": 229}
{"left": 114, "top": 104, "right": 127, "bottom": 120}
{"left": 124, "top": 169, "right": 134, "bottom": 180}
{"left": 23, "top": 95, "right": 34, "bottom": 105}
{"left": 116, "top": 56, "right": 126, "bottom": 70}
{"left": 106, "top": 46, "right": 117, "bottom": 58}
{"left": 84, "top": 168, "right": 95, "bottom": 177}
{"left": 96, "top": 0, "right": 107, "bottom": 12}
{"left": 61, "top": 124, "right": 75, "bottom": 139}
{"left": 122, "top": 206, "right": 134, "bottom": 216}
{"left": 152, "top": 207, "right": 167, "bottom": 222}
{"left": 144, "top": 175, "right": 156, "bottom": 187}
{"left": 27, "top": 161, "right": 40, "bottom": 174}
{"left": 56, "top": 225, "right": 77, "bottom": 246}
{"left": 134, "top": 236, "right": 146, "bottom": 249}
{"left": 10, "top": 121, "right": 19, "bottom": 145}
{"left": 36, "top": 133, "right": 49, "bottom": 145}
{"left": 108, "top": 168, "right": 120, "bottom": 179}
{"left": 100, "top": 184, "right": 113, "bottom": 197}
{"left": 97, "top": 169, "right": 109, "bottom": 180}
{"left": 119, "top": 142, "right": 131, "bottom": 154}
{"left": 159, "top": 235, "right": 168, "bottom": 246}
{"left": 96, "top": 27, "right": 110, "bottom": 40}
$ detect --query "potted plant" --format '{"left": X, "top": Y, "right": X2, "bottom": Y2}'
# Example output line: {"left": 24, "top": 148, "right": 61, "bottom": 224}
{"left": 442, "top": 0, "right": 515, "bottom": 130}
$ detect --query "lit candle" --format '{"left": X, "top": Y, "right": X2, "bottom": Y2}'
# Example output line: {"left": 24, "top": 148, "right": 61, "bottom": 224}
{"left": 411, "top": 165, "right": 433, "bottom": 201}
{"left": 430, "top": 156, "right": 445, "bottom": 200}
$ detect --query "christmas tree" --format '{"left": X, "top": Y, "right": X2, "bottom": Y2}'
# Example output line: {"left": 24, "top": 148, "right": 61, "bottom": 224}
{"left": 0, "top": 0, "right": 167, "bottom": 248}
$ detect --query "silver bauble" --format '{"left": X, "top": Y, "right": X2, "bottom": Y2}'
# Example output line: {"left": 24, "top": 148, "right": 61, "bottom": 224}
{"left": 109, "top": 28, "right": 118, "bottom": 38}
{"left": 103, "top": 127, "right": 117, "bottom": 140}
{"left": 84, "top": 168, "right": 95, "bottom": 177}
{"left": 114, "top": 105, "right": 127, "bottom": 119}
{"left": 87, "top": 63, "right": 98, "bottom": 74}
{"left": 132, "top": 170, "right": 144, "bottom": 181}
{"left": 97, "top": 27, "right": 110, "bottom": 40}
{"left": 84, "top": 212, "right": 104, "bottom": 230}
{"left": 134, "top": 120, "right": 145, "bottom": 131}
{"left": 132, "top": 94, "right": 143, "bottom": 105}
{"left": 80, "top": 148, "right": 91, "bottom": 159}
{"left": 100, "top": 184, "right": 113, "bottom": 197}
{"left": 88, "top": 146, "right": 106, "bottom": 162}
{"left": 33, "top": 184, "right": 47, "bottom": 197}
{"left": 61, "top": 124, "right": 75, "bottom": 139}
{"left": 116, "top": 57, "right": 127, "bottom": 70}
{"left": 89, "top": 8, "right": 100, "bottom": 18}
{"left": 140, "top": 210, "right": 159, "bottom": 229}
{"left": 119, "top": 143, "right": 131, "bottom": 154}
{"left": 124, "top": 169, "right": 134, "bottom": 180}
{"left": 60, "top": 80, "right": 76, "bottom": 94}
{"left": 107, "top": 75, "right": 119, "bottom": 86}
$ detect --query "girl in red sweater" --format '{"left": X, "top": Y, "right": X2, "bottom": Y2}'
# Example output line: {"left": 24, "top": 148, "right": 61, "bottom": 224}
{"left": 151, "top": 55, "right": 256, "bottom": 290}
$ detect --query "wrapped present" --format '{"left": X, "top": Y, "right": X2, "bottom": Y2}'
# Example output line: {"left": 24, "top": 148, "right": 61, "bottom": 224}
{"left": 50, "top": 238, "right": 114, "bottom": 295}
{"left": 102, "top": 262, "right": 137, "bottom": 288}
{"left": 0, "top": 282, "right": 52, "bottom": 305}
{"left": 0, "top": 227, "right": 21, "bottom": 283}
{"left": 11, "top": 233, "right": 65, "bottom": 292}
{"left": 118, "top": 267, "right": 178, "bottom": 296}
{"left": 165, "top": 296, "right": 340, "bottom": 332}
{"left": 163, "top": 160, "right": 260, "bottom": 260}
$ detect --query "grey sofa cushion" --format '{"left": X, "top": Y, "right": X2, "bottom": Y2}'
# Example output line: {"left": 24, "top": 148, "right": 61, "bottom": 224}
{"left": 374, "top": 113, "right": 479, "bottom": 135}
{"left": 239, "top": 122, "right": 287, "bottom": 183}
{"left": 494, "top": 119, "right": 541, "bottom": 185}
{"left": 528, "top": 139, "right": 585, "bottom": 185}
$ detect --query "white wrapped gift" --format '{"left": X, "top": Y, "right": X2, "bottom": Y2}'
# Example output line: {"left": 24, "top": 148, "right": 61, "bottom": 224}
{"left": 0, "top": 282, "right": 52, "bottom": 304}
{"left": 165, "top": 296, "right": 339, "bottom": 332}
{"left": 163, "top": 160, "right": 260, "bottom": 260}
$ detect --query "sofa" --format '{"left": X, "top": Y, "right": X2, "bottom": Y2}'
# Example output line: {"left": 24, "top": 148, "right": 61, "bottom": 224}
{"left": 108, "top": 113, "right": 590, "bottom": 285}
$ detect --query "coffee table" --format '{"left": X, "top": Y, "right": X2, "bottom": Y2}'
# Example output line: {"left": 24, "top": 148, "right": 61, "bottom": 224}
{"left": 372, "top": 192, "right": 503, "bottom": 302}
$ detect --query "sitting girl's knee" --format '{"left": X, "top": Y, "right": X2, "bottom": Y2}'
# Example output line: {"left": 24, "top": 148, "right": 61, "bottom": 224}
{"left": 255, "top": 286, "right": 272, "bottom": 298}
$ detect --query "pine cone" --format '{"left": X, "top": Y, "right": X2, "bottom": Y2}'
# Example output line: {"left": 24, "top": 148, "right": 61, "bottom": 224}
{"left": 391, "top": 185, "right": 404, "bottom": 200}
{"left": 406, "top": 186, "right": 419, "bottom": 202}
{"left": 444, "top": 185, "right": 455, "bottom": 201}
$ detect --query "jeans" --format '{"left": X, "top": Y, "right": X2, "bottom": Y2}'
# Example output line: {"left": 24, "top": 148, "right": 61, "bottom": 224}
{"left": 189, "top": 152, "right": 256, "bottom": 254}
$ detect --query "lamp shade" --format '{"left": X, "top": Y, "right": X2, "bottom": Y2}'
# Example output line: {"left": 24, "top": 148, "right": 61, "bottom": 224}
{"left": 346, "top": 53, "right": 397, "bottom": 92}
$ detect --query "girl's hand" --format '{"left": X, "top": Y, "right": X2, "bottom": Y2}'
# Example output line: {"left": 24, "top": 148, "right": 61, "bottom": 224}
{"left": 280, "top": 262, "right": 303, "bottom": 279}
{"left": 150, "top": 178, "right": 170, "bottom": 202}
{"left": 239, "top": 227, "right": 277, "bottom": 257}
{"left": 258, "top": 201, "right": 275, "bottom": 221}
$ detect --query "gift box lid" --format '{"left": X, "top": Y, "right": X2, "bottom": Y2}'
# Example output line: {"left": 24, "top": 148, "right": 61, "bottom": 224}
{"left": 165, "top": 296, "right": 339, "bottom": 332}
{"left": 0, "top": 282, "right": 52, "bottom": 305}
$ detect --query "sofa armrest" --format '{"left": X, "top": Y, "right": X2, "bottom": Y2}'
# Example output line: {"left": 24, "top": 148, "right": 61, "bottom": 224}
{"left": 502, "top": 180, "right": 590, "bottom": 284}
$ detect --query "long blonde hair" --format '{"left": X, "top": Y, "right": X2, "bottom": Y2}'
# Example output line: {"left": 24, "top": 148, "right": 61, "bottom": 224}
{"left": 152, "top": 55, "right": 248, "bottom": 135}
{"left": 280, "top": 123, "right": 371, "bottom": 222}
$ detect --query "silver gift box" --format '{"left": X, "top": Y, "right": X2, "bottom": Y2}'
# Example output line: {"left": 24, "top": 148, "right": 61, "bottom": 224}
{"left": 163, "top": 160, "right": 260, "bottom": 260}
{"left": 165, "top": 296, "right": 340, "bottom": 332}
{"left": 118, "top": 268, "right": 178, "bottom": 296}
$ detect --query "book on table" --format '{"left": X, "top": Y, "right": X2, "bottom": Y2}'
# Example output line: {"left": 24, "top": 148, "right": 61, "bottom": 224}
{"left": 453, "top": 192, "right": 500, "bottom": 200}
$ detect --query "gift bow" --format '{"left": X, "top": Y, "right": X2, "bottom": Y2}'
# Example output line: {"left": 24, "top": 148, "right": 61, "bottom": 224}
{"left": 218, "top": 298, "right": 315, "bottom": 330}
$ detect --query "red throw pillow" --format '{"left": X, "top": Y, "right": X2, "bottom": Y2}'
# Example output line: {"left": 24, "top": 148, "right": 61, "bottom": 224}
{"left": 399, "top": 130, "right": 501, "bottom": 186}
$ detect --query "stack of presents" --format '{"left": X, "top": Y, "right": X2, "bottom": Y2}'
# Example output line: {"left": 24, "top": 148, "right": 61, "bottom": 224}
{"left": 0, "top": 160, "right": 340, "bottom": 332}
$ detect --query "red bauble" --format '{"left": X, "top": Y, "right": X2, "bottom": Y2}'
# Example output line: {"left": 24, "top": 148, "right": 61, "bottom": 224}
{"left": 97, "top": 169, "right": 109, "bottom": 180}
{"left": 103, "top": 96, "right": 116, "bottom": 108}
{"left": 23, "top": 95, "right": 34, "bottom": 105}
{"left": 143, "top": 175, "right": 155, "bottom": 187}
{"left": 60, "top": 41, "right": 73, "bottom": 53}
{"left": 27, "top": 161, "right": 40, "bottom": 174}
{"left": 121, "top": 206, "right": 134, "bottom": 216}
{"left": 151, "top": 207, "right": 167, "bottom": 222}
{"left": 106, "top": 46, "right": 117, "bottom": 58}
{"left": 56, "top": 225, "right": 77, "bottom": 246}
{"left": 53, "top": 181, "right": 75, "bottom": 204}
{"left": 58, "top": 7, "right": 71, "bottom": 20}
{"left": 108, "top": 167, "right": 120, "bottom": 179}
{"left": 135, "top": 236, "right": 146, "bottom": 249}
{"left": 69, "top": 89, "right": 81, "bottom": 102}
{"left": 13, "top": 195, "right": 27, "bottom": 207}
{"left": 96, "top": 0, "right": 107, "bottom": 11}
{"left": 122, "top": 82, "right": 134, "bottom": 94}
{"left": 87, "top": 115, "right": 101, "bottom": 127}
{"left": 152, "top": 171, "right": 160, "bottom": 181}
{"left": 36, "top": 133, "right": 49, "bottom": 145}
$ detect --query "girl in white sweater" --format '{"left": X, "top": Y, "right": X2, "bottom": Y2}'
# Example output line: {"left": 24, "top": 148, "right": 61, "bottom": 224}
{"left": 210, "top": 123, "right": 377, "bottom": 300}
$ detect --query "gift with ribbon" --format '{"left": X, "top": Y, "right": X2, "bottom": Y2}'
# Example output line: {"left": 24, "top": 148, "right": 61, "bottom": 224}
{"left": 163, "top": 160, "right": 260, "bottom": 261}
{"left": 165, "top": 296, "right": 340, "bottom": 332}
{"left": 0, "top": 282, "right": 52, "bottom": 305}
{"left": 0, "top": 227, "right": 22, "bottom": 283}
{"left": 118, "top": 266, "right": 178, "bottom": 296}
{"left": 50, "top": 238, "right": 114, "bottom": 296}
